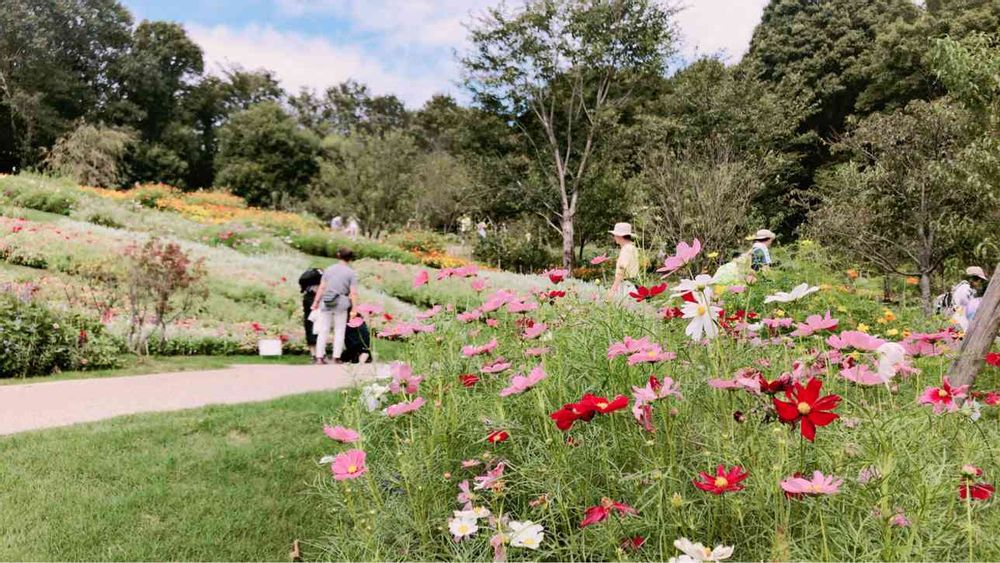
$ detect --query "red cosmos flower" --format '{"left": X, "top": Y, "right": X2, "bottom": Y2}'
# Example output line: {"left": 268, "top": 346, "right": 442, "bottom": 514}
{"left": 579, "top": 393, "right": 629, "bottom": 414}
{"left": 459, "top": 374, "right": 479, "bottom": 388}
{"left": 661, "top": 306, "right": 684, "bottom": 319}
{"left": 629, "top": 283, "right": 667, "bottom": 302}
{"left": 487, "top": 430, "right": 509, "bottom": 444}
{"left": 579, "top": 497, "right": 637, "bottom": 528}
{"left": 987, "top": 352, "right": 1000, "bottom": 367}
{"left": 758, "top": 374, "right": 791, "bottom": 395}
{"left": 250, "top": 322, "right": 264, "bottom": 333}
{"left": 679, "top": 291, "right": 697, "bottom": 303}
{"left": 548, "top": 290, "right": 566, "bottom": 300}
{"left": 693, "top": 465, "right": 749, "bottom": 495}
{"left": 383, "top": 313, "right": 394, "bottom": 322}
{"left": 959, "top": 482, "right": 995, "bottom": 501}
{"left": 985, "top": 391, "right": 1000, "bottom": 406}
{"left": 773, "top": 377, "right": 841, "bottom": 442}
{"left": 620, "top": 536, "right": 646, "bottom": 551}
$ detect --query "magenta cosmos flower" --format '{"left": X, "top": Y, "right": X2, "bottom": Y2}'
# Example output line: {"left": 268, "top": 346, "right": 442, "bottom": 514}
{"left": 919, "top": 376, "right": 968, "bottom": 414}
{"left": 480, "top": 357, "right": 512, "bottom": 374}
{"left": 323, "top": 425, "right": 360, "bottom": 443}
{"left": 331, "top": 449, "right": 367, "bottom": 480}
{"left": 500, "top": 365, "right": 547, "bottom": 397}
{"left": 462, "top": 338, "right": 498, "bottom": 357}
{"left": 412, "top": 270, "right": 429, "bottom": 288}
{"left": 386, "top": 397, "right": 425, "bottom": 417}
{"left": 522, "top": 322, "right": 548, "bottom": 340}
{"left": 780, "top": 471, "right": 843, "bottom": 496}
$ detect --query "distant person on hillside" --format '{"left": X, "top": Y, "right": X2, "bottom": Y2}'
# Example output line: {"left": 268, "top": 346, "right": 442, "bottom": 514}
{"left": 311, "top": 248, "right": 359, "bottom": 365}
{"left": 608, "top": 222, "right": 639, "bottom": 299}
{"left": 747, "top": 229, "right": 776, "bottom": 271}
{"left": 330, "top": 215, "right": 343, "bottom": 231}
{"left": 476, "top": 221, "right": 488, "bottom": 239}
{"left": 345, "top": 217, "right": 360, "bottom": 239}
{"left": 298, "top": 267, "right": 324, "bottom": 357}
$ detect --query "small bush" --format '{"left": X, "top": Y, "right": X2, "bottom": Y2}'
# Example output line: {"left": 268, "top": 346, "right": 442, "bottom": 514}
{"left": 0, "top": 243, "right": 49, "bottom": 269}
{"left": 0, "top": 293, "right": 123, "bottom": 377}
{"left": 145, "top": 335, "right": 249, "bottom": 356}
{"left": 473, "top": 222, "right": 555, "bottom": 273}
{"left": 86, "top": 212, "right": 125, "bottom": 229}
{"left": 132, "top": 183, "right": 180, "bottom": 208}
{"left": 288, "top": 232, "right": 420, "bottom": 264}
{"left": 386, "top": 230, "right": 448, "bottom": 254}
{"left": 10, "top": 188, "right": 78, "bottom": 215}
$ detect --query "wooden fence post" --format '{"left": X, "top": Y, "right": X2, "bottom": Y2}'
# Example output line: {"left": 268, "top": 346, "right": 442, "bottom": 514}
{"left": 946, "top": 262, "right": 1000, "bottom": 388}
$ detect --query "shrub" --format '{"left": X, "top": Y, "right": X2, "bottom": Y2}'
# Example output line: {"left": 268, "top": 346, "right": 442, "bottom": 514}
{"left": 0, "top": 293, "right": 123, "bottom": 377}
{"left": 0, "top": 243, "right": 49, "bottom": 269}
{"left": 144, "top": 335, "right": 249, "bottom": 356}
{"left": 386, "top": 230, "right": 448, "bottom": 254}
{"left": 473, "top": 222, "right": 555, "bottom": 273}
{"left": 86, "top": 212, "right": 125, "bottom": 229}
{"left": 132, "top": 183, "right": 181, "bottom": 208}
{"left": 10, "top": 187, "right": 78, "bottom": 215}
{"left": 44, "top": 122, "right": 134, "bottom": 188}
{"left": 288, "top": 232, "right": 420, "bottom": 264}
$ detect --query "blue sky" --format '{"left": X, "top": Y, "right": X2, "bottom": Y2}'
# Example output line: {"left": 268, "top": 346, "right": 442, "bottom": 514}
{"left": 121, "top": 0, "right": 770, "bottom": 107}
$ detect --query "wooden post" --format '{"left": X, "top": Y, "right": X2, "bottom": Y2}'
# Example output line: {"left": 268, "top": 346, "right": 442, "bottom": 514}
{"left": 946, "top": 262, "right": 1000, "bottom": 388}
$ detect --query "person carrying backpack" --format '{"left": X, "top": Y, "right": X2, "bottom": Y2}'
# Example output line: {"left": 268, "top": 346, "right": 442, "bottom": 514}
{"left": 311, "top": 248, "right": 359, "bottom": 365}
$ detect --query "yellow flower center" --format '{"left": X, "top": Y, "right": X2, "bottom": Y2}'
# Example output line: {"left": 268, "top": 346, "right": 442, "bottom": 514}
{"left": 714, "top": 476, "right": 729, "bottom": 488}
{"left": 697, "top": 305, "right": 707, "bottom": 316}
{"left": 597, "top": 402, "right": 608, "bottom": 409}
{"left": 702, "top": 547, "right": 713, "bottom": 558}
{"left": 523, "top": 538, "right": 536, "bottom": 547}
{"left": 347, "top": 464, "right": 358, "bottom": 474}
{"left": 938, "top": 389, "right": 949, "bottom": 398}
{"left": 797, "top": 402, "right": 811, "bottom": 415}
{"left": 458, "top": 523, "right": 469, "bottom": 534}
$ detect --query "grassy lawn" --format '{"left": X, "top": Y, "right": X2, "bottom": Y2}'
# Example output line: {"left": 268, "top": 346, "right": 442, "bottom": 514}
{"left": 0, "top": 391, "right": 347, "bottom": 561}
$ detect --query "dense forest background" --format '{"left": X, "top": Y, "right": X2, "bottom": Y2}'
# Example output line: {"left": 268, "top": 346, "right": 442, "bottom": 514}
{"left": 1, "top": 0, "right": 997, "bottom": 286}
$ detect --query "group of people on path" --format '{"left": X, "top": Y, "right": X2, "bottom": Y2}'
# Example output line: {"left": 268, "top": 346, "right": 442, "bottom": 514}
{"left": 329, "top": 216, "right": 360, "bottom": 239}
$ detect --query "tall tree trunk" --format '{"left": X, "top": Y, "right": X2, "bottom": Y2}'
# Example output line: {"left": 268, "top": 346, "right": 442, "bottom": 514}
{"left": 947, "top": 262, "right": 1000, "bottom": 390}
{"left": 919, "top": 272, "right": 932, "bottom": 316}
{"left": 561, "top": 211, "right": 574, "bottom": 271}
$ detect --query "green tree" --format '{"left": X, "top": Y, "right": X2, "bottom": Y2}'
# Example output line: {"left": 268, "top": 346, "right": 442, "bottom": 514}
{"left": 462, "top": 0, "right": 676, "bottom": 269}
{"left": 215, "top": 102, "right": 320, "bottom": 208}
{"left": 44, "top": 122, "right": 135, "bottom": 187}
{"left": 309, "top": 130, "right": 417, "bottom": 237}
{"left": 809, "top": 99, "right": 992, "bottom": 313}
{"left": 290, "top": 80, "right": 408, "bottom": 137}
{"left": 0, "top": 0, "right": 133, "bottom": 170}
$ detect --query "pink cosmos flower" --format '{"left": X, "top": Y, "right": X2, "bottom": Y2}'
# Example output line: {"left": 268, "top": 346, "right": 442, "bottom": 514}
{"left": 890, "top": 509, "right": 911, "bottom": 528}
{"left": 762, "top": 317, "right": 794, "bottom": 331}
{"left": 480, "top": 357, "right": 512, "bottom": 374}
{"left": 331, "top": 449, "right": 367, "bottom": 481}
{"left": 380, "top": 321, "right": 435, "bottom": 339}
{"left": 323, "top": 425, "right": 360, "bottom": 443}
{"left": 826, "top": 330, "right": 886, "bottom": 352}
{"left": 416, "top": 305, "right": 442, "bottom": 320}
{"left": 474, "top": 462, "right": 506, "bottom": 491}
{"left": 525, "top": 347, "right": 551, "bottom": 357}
{"left": 790, "top": 311, "right": 839, "bottom": 337}
{"left": 631, "top": 375, "right": 682, "bottom": 431}
{"left": 457, "top": 309, "right": 483, "bottom": 323}
{"left": 727, "top": 285, "right": 746, "bottom": 294}
{"left": 500, "top": 365, "right": 547, "bottom": 397}
{"left": 386, "top": 397, "right": 425, "bottom": 417}
{"left": 355, "top": 303, "right": 383, "bottom": 316}
{"left": 780, "top": 471, "right": 843, "bottom": 496}
{"left": 657, "top": 238, "right": 701, "bottom": 274}
{"left": 919, "top": 376, "right": 968, "bottom": 414}
{"left": 708, "top": 375, "right": 761, "bottom": 393}
{"left": 413, "top": 270, "right": 429, "bottom": 288}
{"left": 507, "top": 300, "right": 539, "bottom": 313}
{"left": 626, "top": 345, "right": 676, "bottom": 365}
{"left": 902, "top": 330, "right": 958, "bottom": 357}
{"left": 389, "top": 362, "right": 423, "bottom": 394}
{"left": 485, "top": 318, "right": 499, "bottom": 328}
{"left": 457, "top": 479, "right": 475, "bottom": 508}
{"left": 471, "top": 278, "right": 488, "bottom": 292}
{"left": 522, "top": 322, "right": 548, "bottom": 340}
{"left": 839, "top": 363, "right": 885, "bottom": 386}
{"left": 461, "top": 459, "right": 482, "bottom": 469}
{"left": 607, "top": 336, "right": 655, "bottom": 359}
{"left": 463, "top": 338, "right": 498, "bottom": 357}
{"left": 590, "top": 255, "right": 609, "bottom": 265}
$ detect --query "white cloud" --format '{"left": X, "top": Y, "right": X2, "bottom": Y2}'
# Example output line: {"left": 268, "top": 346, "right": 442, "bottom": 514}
{"left": 671, "top": 0, "right": 770, "bottom": 63}
{"left": 186, "top": 23, "right": 453, "bottom": 106}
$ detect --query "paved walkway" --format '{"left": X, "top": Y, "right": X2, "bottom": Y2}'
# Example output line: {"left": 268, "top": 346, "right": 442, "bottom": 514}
{"left": 0, "top": 363, "right": 384, "bottom": 436}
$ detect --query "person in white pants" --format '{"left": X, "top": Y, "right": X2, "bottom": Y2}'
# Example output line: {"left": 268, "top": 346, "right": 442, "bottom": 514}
{"left": 311, "top": 248, "right": 359, "bottom": 364}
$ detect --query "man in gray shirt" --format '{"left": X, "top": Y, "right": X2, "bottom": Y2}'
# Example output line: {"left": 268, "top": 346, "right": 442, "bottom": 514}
{"left": 311, "top": 248, "right": 359, "bottom": 364}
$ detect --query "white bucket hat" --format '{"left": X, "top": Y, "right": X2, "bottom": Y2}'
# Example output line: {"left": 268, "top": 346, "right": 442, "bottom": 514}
{"left": 608, "top": 222, "right": 633, "bottom": 237}
{"left": 746, "top": 228, "right": 777, "bottom": 241}
{"left": 965, "top": 266, "right": 988, "bottom": 281}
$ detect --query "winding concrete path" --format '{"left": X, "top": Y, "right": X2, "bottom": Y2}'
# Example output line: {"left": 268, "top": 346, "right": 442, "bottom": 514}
{"left": 0, "top": 363, "right": 384, "bottom": 436}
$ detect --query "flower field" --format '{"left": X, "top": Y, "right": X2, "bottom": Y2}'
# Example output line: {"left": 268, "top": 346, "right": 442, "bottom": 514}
{"left": 311, "top": 245, "right": 1000, "bottom": 561}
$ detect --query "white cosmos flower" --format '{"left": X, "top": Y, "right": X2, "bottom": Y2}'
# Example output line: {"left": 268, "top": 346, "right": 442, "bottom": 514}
{"left": 672, "top": 274, "right": 716, "bottom": 296}
{"left": 448, "top": 516, "right": 479, "bottom": 540}
{"left": 875, "top": 342, "right": 907, "bottom": 382}
{"left": 453, "top": 506, "right": 491, "bottom": 520}
{"left": 508, "top": 520, "right": 544, "bottom": 549}
{"left": 669, "top": 537, "right": 734, "bottom": 562}
{"left": 681, "top": 291, "right": 721, "bottom": 341}
{"left": 763, "top": 283, "right": 820, "bottom": 304}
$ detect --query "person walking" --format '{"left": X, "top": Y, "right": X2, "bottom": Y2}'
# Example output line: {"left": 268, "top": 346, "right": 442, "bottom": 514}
{"left": 311, "top": 248, "right": 359, "bottom": 364}
{"left": 330, "top": 215, "right": 343, "bottom": 231}
{"left": 298, "top": 267, "right": 323, "bottom": 357}
{"left": 344, "top": 217, "right": 360, "bottom": 239}
{"left": 608, "top": 222, "right": 639, "bottom": 298}
{"left": 746, "top": 229, "right": 776, "bottom": 271}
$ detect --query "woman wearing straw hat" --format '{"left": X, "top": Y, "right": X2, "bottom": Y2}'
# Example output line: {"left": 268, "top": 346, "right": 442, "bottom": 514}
{"left": 746, "top": 229, "right": 776, "bottom": 271}
{"left": 951, "top": 266, "right": 989, "bottom": 330}
{"left": 608, "top": 222, "right": 640, "bottom": 298}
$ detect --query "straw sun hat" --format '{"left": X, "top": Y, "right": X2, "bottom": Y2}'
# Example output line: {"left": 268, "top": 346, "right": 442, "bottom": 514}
{"left": 608, "top": 222, "right": 633, "bottom": 237}
{"left": 965, "top": 266, "right": 988, "bottom": 281}
{"left": 746, "top": 228, "right": 777, "bottom": 242}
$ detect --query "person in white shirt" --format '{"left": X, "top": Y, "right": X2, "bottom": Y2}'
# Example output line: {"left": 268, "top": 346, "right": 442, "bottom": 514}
{"left": 951, "top": 266, "right": 988, "bottom": 330}
{"left": 608, "top": 222, "right": 639, "bottom": 298}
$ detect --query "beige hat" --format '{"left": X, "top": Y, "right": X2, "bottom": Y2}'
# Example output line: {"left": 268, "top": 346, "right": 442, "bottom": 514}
{"left": 609, "top": 222, "right": 633, "bottom": 237}
{"left": 746, "top": 228, "right": 777, "bottom": 241}
{"left": 965, "top": 266, "right": 988, "bottom": 281}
